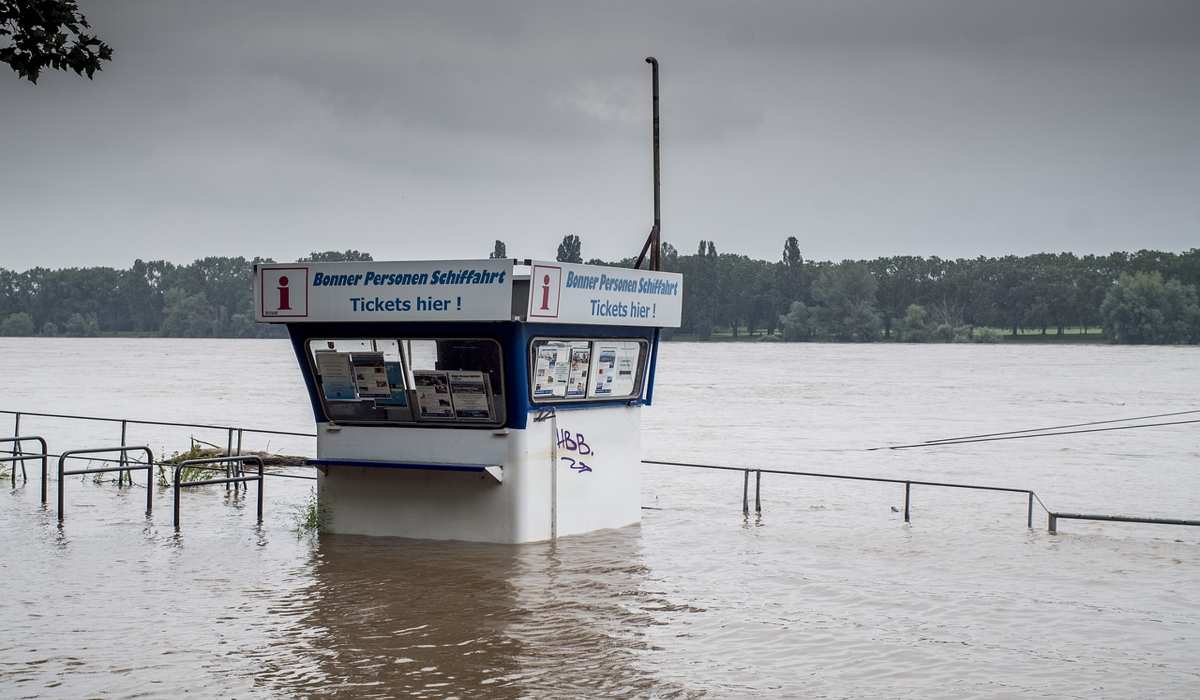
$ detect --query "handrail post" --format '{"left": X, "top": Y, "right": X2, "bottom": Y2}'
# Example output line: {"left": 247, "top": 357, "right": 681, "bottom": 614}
{"left": 904, "top": 482, "right": 911, "bottom": 523}
{"left": 145, "top": 448, "right": 154, "bottom": 516}
{"left": 1027, "top": 492, "right": 1033, "bottom": 528}
{"left": 742, "top": 470, "right": 749, "bottom": 517}
{"left": 256, "top": 458, "right": 264, "bottom": 523}
{"left": 1048, "top": 513, "right": 1057, "bottom": 534}
{"left": 57, "top": 454, "right": 65, "bottom": 521}
{"left": 236, "top": 428, "right": 244, "bottom": 482}
{"left": 11, "top": 412, "right": 19, "bottom": 486}
{"left": 754, "top": 471, "right": 762, "bottom": 514}
{"left": 40, "top": 437, "right": 47, "bottom": 503}
{"left": 225, "top": 428, "right": 233, "bottom": 491}
{"left": 118, "top": 420, "right": 128, "bottom": 487}
{"left": 173, "top": 464, "right": 183, "bottom": 529}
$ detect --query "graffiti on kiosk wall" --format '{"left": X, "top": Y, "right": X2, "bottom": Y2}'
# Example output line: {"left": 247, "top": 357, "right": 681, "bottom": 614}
{"left": 557, "top": 428, "right": 594, "bottom": 474}
{"left": 533, "top": 407, "right": 595, "bottom": 475}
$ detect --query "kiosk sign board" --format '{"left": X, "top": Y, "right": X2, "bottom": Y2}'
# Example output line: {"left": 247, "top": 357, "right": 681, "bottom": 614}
{"left": 255, "top": 259, "right": 514, "bottom": 323}
{"left": 526, "top": 260, "right": 683, "bottom": 327}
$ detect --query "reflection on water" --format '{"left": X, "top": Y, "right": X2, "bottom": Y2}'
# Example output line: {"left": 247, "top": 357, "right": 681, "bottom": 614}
{"left": 254, "top": 531, "right": 690, "bottom": 698}
{"left": 2, "top": 339, "right": 1200, "bottom": 696}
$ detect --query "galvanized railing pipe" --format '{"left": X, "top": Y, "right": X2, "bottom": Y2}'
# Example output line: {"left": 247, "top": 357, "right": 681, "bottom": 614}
{"left": 57, "top": 446, "right": 154, "bottom": 522}
{"left": 173, "top": 455, "right": 265, "bottom": 530}
{"left": 0, "top": 436, "right": 48, "bottom": 500}
{"left": 0, "top": 409, "right": 315, "bottom": 439}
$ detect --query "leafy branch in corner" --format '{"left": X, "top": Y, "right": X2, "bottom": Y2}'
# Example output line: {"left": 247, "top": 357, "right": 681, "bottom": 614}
{"left": 0, "top": 0, "right": 112, "bottom": 83}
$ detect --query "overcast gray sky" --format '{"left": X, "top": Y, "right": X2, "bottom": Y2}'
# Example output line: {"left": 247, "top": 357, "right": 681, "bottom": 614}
{"left": 2, "top": 0, "right": 1198, "bottom": 271}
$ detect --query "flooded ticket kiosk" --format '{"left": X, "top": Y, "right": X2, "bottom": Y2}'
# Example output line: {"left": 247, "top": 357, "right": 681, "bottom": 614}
{"left": 254, "top": 258, "right": 683, "bottom": 543}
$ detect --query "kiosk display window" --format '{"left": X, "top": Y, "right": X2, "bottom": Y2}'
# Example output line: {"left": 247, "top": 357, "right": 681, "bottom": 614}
{"left": 528, "top": 338, "right": 647, "bottom": 404}
{"left": 306, "top": 337, "right": 505, "bottom": 426}
{"left": 532, "top": 340, "right": 590, "bottom": 399}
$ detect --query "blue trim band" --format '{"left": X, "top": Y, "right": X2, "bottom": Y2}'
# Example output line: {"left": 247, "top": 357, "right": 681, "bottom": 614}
{"left": 307, "top": 458, "right": 499, "bottom": 474}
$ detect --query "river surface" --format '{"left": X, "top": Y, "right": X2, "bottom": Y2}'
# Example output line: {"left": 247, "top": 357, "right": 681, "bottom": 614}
{"left": 1, "top": 338, "right": 1198, "bottom": 698}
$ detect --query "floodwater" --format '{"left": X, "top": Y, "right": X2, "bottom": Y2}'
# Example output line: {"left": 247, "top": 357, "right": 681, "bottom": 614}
{"left": 1, "top": 338, "right": 1198, "bottom": 698}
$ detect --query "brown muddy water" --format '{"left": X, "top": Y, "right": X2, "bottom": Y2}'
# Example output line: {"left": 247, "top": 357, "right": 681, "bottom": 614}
{"left": 1, "top": 339, "right": 1198, "bottom": 698}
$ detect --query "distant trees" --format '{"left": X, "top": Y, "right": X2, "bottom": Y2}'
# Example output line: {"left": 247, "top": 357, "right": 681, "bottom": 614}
{"left": 2, "top": 242, "right": 1199, "bottom": 343}
{"left": 811, "top": 263, "right": 881, "bottom": 341}
{"left": 556, "top": 235, "right": 582, "bottom": 264}
{"left": 0, "top": 312, "right": 34, "bottom": 336}
{"left": 1, "top": 0, "right": 113, "bottom": 83}
{"left": 780, "top": 302, "right": 816, "bottom": 341}
{"left": 489, "top": 241, "right": 507, "bottom": 259}
{"left": 63, "top": 312, "right": 98, "bottom": 336}
{"left": 1100, "top": 272, "right": 1200, "bottom": 344}
{"left": 621, "top": 235, "right": 1198, "bottom": 345}
{"left": 899, "top": 304, "right": 931, "bottom": 342}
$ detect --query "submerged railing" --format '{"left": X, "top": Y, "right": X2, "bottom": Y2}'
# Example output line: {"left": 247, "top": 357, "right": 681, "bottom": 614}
{"left": 643, "top": 459, "right": 1046, "bottom": 527}
{"left": 5, "top": 407, "right": 1198, "bottom": 536}
{"left": 2, "top": 409, "right": 315, "bottom": 490}
{"left": 1, "top": 435, "right": 48, "bottom": 498}
{"left": 643, "top": 459, "right": 1200, "bottom": 534}
{"left": 58, "top": 446, "right": 154, "bottom": 521}
{"left": 173, "top": 456, "right": 264, "bottom": 529}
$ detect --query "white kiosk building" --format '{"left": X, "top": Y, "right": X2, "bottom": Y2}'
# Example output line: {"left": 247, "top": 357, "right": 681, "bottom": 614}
{"left": 254, "top": 258, "right": 683, "bottom": 543}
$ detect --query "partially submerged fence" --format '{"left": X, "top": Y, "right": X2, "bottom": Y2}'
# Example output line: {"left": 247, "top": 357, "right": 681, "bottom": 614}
{"left": 58, "top": 446, "right": 154, "bottom": 521}
{"left": 644, "top": 459, "right": 1200, "bottom": 534}
{"left": 1, "top": 435, "right": 48, "bottom": 498}
{"left": 172, "top": 456, "right": 264, "bottom": 529}
{"left": 643, "top": 459, "right": 1046, "bottom": 527}
{"left": 6, "top": 407, "right": 1198, "bottom": 536}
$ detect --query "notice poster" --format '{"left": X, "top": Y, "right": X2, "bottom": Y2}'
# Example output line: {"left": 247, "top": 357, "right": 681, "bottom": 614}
{"left": 413, "top": 371, "right": 454, "bottom": 419}
{"left": 351, "top": 352, "right": 391, "bottom": 397}
{"left": 566, "top": 342, "right": 591, "bottom": 398}
{"left": 448, "top": 371, "right": 494, "bottom": 421}
{"left": 376, "top": 361, "right": 409, "bottom": 407}
{"left": 314, "top": 350, "right": 356, "bottom": 400}
{"left": 588, "top": 341, "right": 641, "bottom": 398}
{"left": 612, "top": 342, "right": 640, "bottom": 396}
{"left": 590, "top": 345, "right": 617, "bottom": 397}
{"left": 532, "top": 342, "right": 569, "bottom": 398}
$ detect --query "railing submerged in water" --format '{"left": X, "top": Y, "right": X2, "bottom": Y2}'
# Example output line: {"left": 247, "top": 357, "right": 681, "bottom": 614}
{"left": 643, "top": 459, "right": 1046, "bottom": 527}
{"left": 3, "top": 408, "right": 1198, "bottom": 536}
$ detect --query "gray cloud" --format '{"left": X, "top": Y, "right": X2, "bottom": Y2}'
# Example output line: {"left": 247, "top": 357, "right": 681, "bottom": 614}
{"left": 2, "top": 0, "right": 1198, "bottom": 270}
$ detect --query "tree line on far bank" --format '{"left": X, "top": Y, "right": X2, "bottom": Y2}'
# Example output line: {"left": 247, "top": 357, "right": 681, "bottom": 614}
{"left": 555, "top": 236, "right": 1199, "bottom": 345}
{"left": 1, "top": 241, "right": 1198, "bottom": 345}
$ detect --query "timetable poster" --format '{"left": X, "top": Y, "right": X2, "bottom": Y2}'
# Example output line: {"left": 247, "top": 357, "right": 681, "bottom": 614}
{"left": 565, "top": 342, "right": 591, "bottom": 398}
{"left": 314, "top": 350, "right": 356, "bottom": 400}
{"left": 448, "top": 371, "right": 494, "bottom": 420}
{"left": 351, "top": 352, "right": 391, "bottom": 397}
{"left": 611, "top": 342, "right": 640, "bottom": 396}
{"left": 532, "top": 342, "right": 569, "bottom": 398}
{"left": 413, "top": 370, "right": 454, "bottom": 418}
{"left": 377, "top": 361, "right": 409, "bottom": 407}
{"left": 590, "top": 345, "right": 618, "bottom": 396}
{"left": 588, "top": 341, "right": 640, "bottom": 398}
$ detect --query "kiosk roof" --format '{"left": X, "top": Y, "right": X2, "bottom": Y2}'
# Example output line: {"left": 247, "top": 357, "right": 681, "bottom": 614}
{"left": 253, "top": 259, "right": 682, "bottom": 327}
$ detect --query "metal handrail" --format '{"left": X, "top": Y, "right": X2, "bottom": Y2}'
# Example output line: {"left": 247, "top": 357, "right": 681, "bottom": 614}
{"left": 1, "top": 409, "right": 315, "bottom": 438}
{"left": 173, "top": 456, "right": 265, "bottom": 530}
{"left": 644, "top": 459, "right": 1200, "bottom": 534}
{"left": 11, "top": 407, "right": 1196, "bottom": 536}
{"left": 34, "top": 450, "right": 317, "bottom": 481}
{"left": 1, "top": 436, "right": 48, "bottom": 499}
{"left": 1048, "top": 512, "right": 1200, "bottom": 533}
{"left": 57, "top": 446, "right": 154, "bottom": 522}
{"left": 644, "top": 458, "right": 1042, "bottom": 527}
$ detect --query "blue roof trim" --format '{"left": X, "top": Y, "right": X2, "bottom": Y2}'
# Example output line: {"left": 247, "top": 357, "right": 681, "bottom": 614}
{"left": 307, "top": 458, "right": 498, "bottom": 473}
